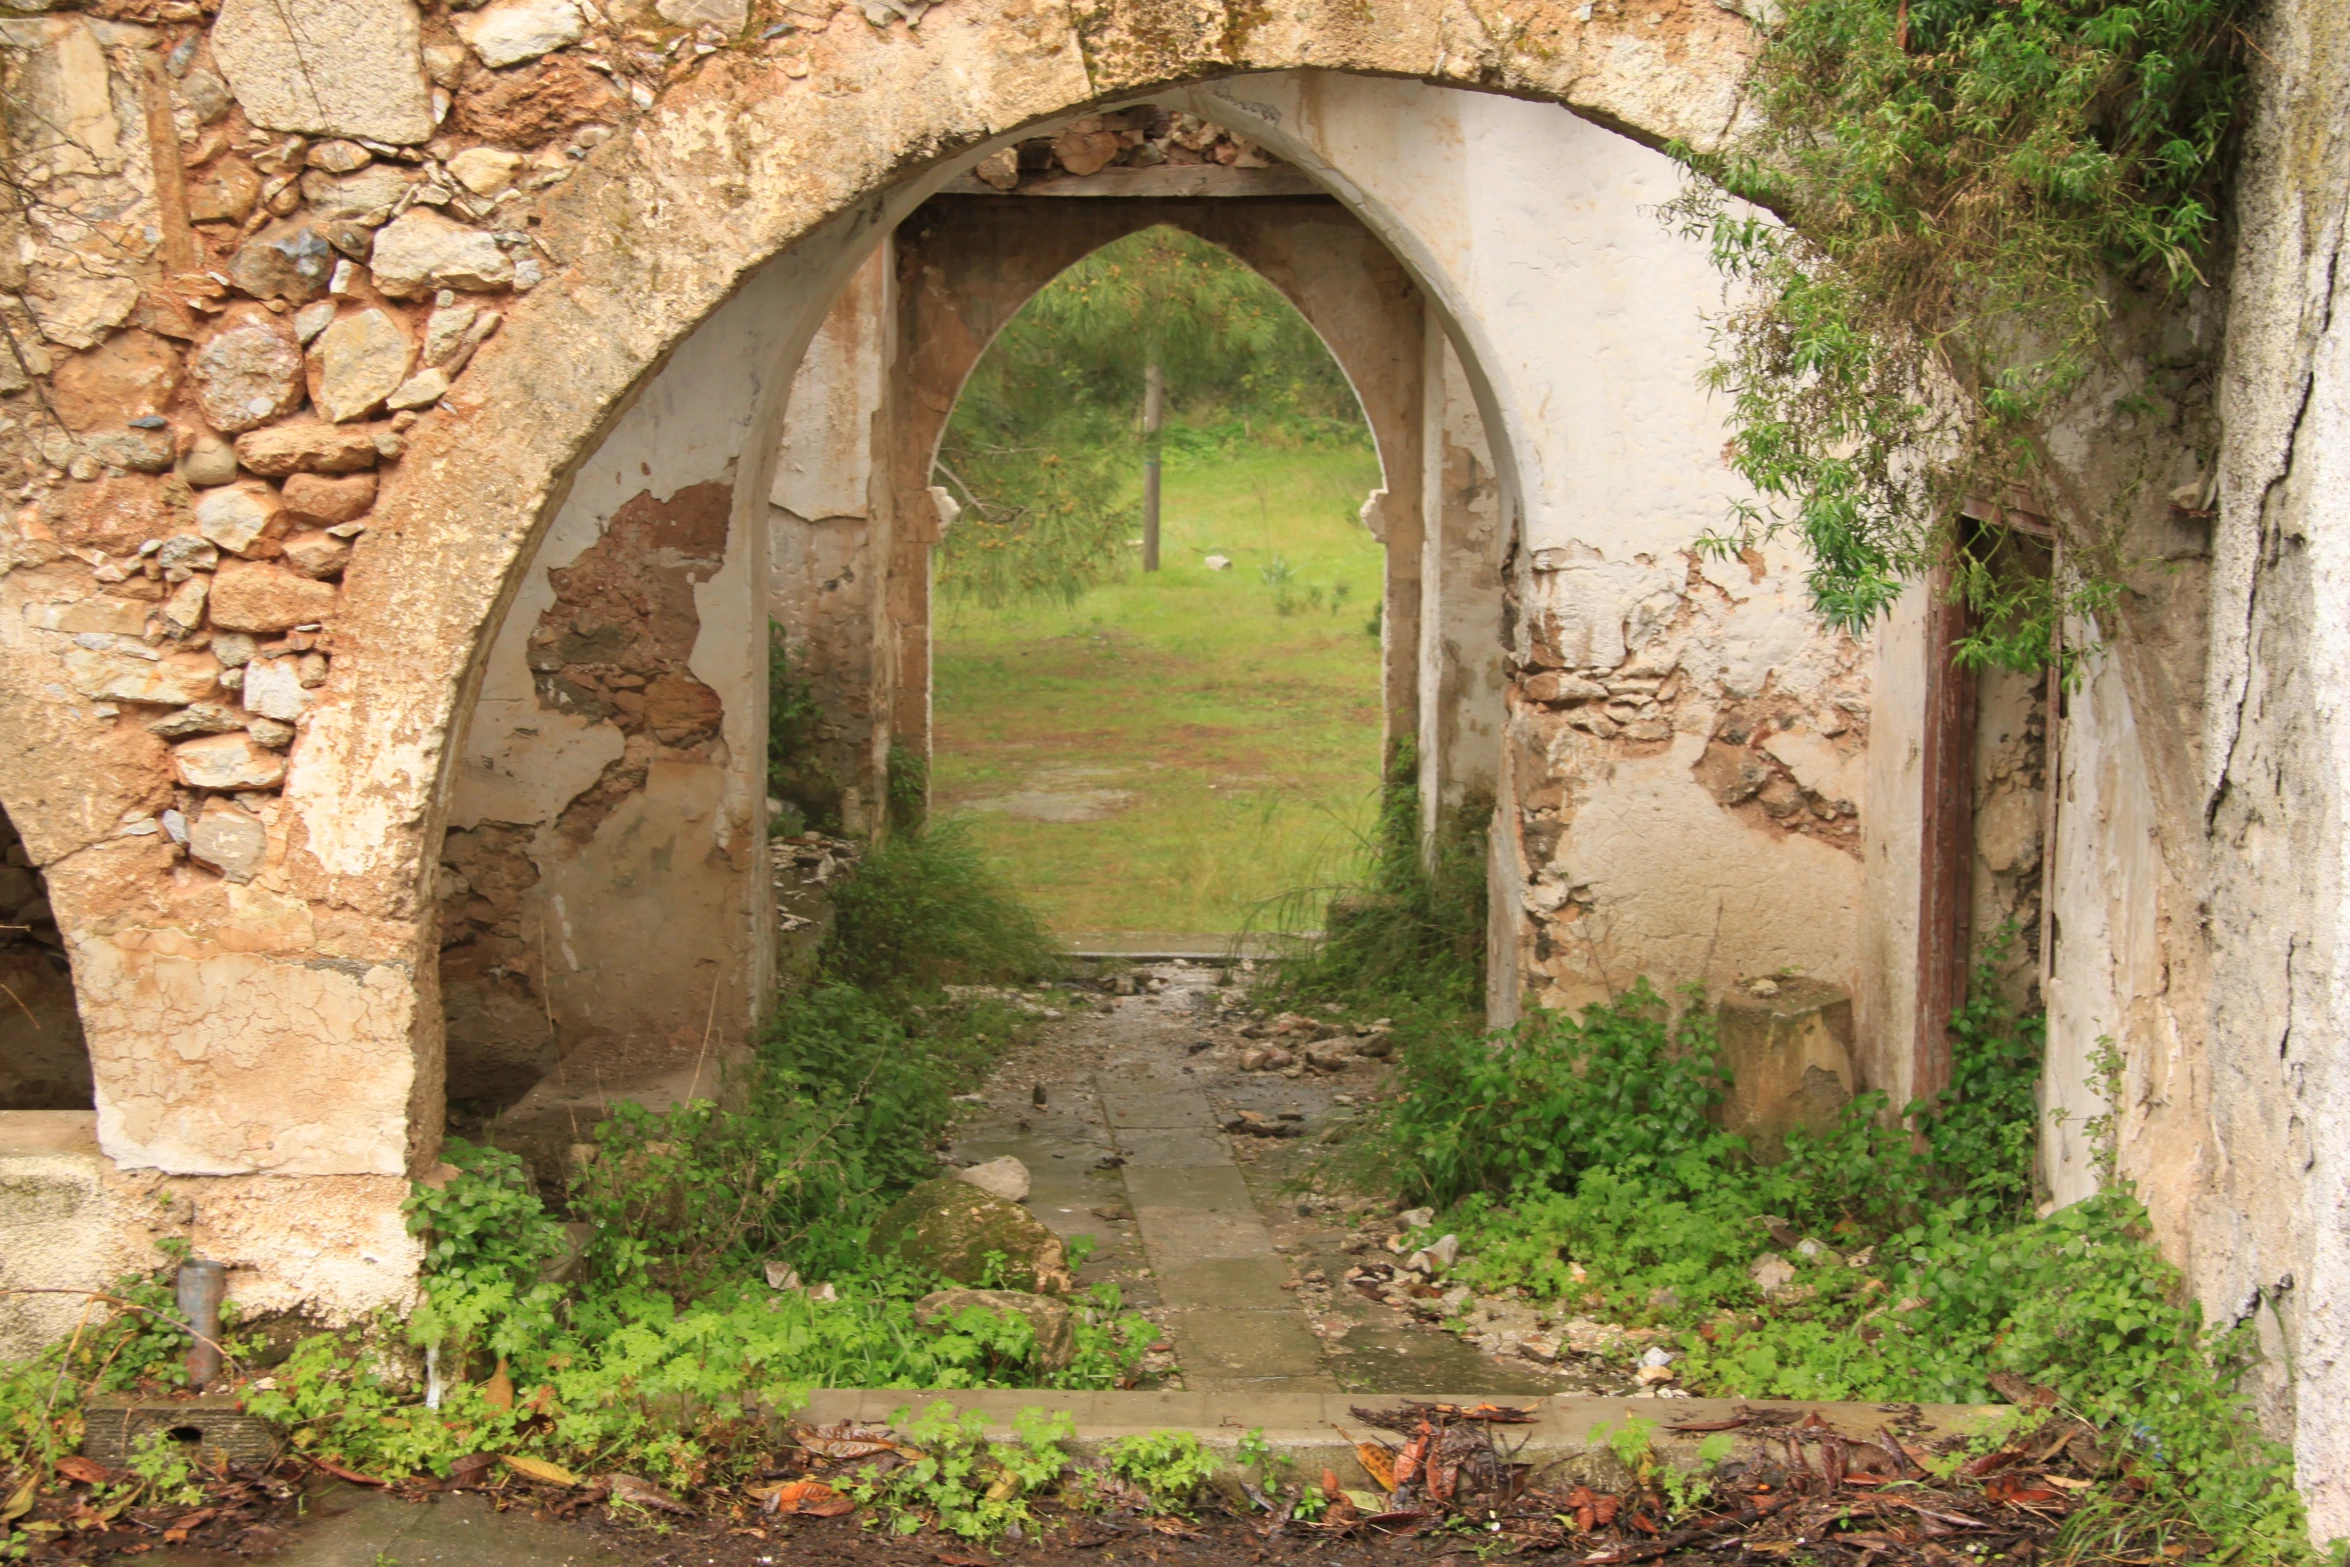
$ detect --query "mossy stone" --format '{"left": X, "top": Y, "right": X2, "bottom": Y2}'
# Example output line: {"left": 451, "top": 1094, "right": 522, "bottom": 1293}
{"left": 871, "top": 1177, "right": 1072, "bottom": 1294}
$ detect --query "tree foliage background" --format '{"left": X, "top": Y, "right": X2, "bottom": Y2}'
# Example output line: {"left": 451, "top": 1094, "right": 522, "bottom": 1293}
{"left": 935, "top": 226, "right": 1369, "bottom": 609}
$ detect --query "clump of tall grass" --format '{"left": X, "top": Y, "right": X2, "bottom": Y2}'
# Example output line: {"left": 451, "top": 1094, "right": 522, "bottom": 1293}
{"left": 1251, "top": 745, "right": 1487, "bottom": 1014}
{"left": 822, "top": 818, "right": 1060, "bottom": 995}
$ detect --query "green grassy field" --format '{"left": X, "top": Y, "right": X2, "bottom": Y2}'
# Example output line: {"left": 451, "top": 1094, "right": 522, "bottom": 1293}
{"left": 932, "top": 440, "right": 1388, "bottom": 936}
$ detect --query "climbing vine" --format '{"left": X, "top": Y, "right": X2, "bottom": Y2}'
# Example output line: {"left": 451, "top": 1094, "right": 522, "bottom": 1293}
{"left": 1666, "top": 0, "right": 2248, "bottom": 672}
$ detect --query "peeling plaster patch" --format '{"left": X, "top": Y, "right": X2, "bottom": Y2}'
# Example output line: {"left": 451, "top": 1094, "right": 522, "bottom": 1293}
{"left": 447, "top": 708, "right": 626, "bottom": 830}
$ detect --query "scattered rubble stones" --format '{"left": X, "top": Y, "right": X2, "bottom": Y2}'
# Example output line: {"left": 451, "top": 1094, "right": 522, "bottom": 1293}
{"left": 872, "top": 1178, "right": 1073, "bottom": 1295}
{"left": 234, "top": 422, "right": 383, "bottom": 475}
{"left": 194, "top": 482, "right": 285, "bottom": 556}
{"left": 307, "top": 309, "right": 414, "bottom": 422}
{"left": 188, "top": 804, "right": 268, "bottom": 882}
{"left": 240, "top": 657, "right": 314, "bottom": 722}
{"left": 953, "top": 1155, "right": 1032, "bottom": 1204}
{"left": 188, "top": 159, "right": 264, "bottom": 225}
{"left": 300, "top": 163, "right": 415, "bottom": 221}
{"left": 456, "top": 0, "right": 588, "bottom": 69}
{"left": 66, "top": 648, "right": 220, "bottom": 707}
{"left": 172, "top": 731, "right": 287, "bottom": 791}
{"left": 281, "top": 471, "right": 376, "bottom": 525}
{"left": 280, "top": 529, "right": 355, "bottom": 580}
{"left": 369, "top": 209, "right": 515, "bottom": 297}
{"left": 230, "top": 227, "right": 336, "bottom": 305}
{"left": 180, "top": 433, "right": 240, "bottom": 488}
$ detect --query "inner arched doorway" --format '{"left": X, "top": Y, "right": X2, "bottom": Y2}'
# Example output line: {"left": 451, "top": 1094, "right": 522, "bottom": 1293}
{"left": 438, "top": 74, "right": 1887, "bottom": 1144}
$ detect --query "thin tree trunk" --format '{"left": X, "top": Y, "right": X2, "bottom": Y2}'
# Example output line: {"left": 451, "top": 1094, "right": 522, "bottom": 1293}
{"left": 1141, "top": 358, "right": 1165, "bottom": 572}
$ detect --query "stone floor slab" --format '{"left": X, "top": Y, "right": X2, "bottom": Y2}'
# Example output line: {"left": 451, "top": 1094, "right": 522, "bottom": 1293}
{"left": 1098, "top": 1086, "right": 1218, "bottom": 1129}
{"left": 1159, "top": 1306, "right": 1336, "bottom": 1384}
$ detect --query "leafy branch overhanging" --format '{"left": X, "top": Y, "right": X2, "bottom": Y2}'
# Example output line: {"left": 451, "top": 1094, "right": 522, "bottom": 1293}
{"left": 1663, "top": 0, "right": 2248, "bottom": 673}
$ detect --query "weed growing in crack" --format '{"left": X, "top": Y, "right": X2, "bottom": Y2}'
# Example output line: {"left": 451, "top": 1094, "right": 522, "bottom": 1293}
{"left": 1253, "top": 748, "right": 1487, "bottom": 1016}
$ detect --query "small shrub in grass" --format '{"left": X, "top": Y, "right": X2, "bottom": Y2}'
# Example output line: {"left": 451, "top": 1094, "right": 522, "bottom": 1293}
{"left": 1385, "top": 965, "right": 2305, "bottom": 1560}
{"left": 822, "top": 819, "right": 1059, "bottom": 995}
{"left": 1371, "top": 979, "right": 1730, "bottom": 1210}
{"left": 848, "top": 1402, "right": 1075, "bottom": 1540}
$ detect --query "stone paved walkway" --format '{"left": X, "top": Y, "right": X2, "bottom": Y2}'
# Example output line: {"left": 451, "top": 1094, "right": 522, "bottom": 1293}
{"left": 945, "top": 959, "right": 1598, "bottom": 1395}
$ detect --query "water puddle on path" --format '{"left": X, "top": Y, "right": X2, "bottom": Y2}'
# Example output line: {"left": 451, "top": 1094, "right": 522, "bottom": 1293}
{"left": 946, "top": 962, "right": 1639, "bottom": 1397}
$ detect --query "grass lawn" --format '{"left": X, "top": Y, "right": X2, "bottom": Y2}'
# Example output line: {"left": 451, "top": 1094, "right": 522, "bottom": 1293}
{"left": 932, "top": 439, "right": 1388, "bottom": 936}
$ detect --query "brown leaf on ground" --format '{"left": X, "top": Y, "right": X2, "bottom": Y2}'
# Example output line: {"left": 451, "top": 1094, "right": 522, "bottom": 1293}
{"left": 751, "top": 1479, "right": 855, "bottom": 1517}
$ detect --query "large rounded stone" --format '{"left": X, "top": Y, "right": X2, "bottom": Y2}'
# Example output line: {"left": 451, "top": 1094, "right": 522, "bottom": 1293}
{"left": 307, "top": 309, "right": 413, "bottom": 424}
{"left": 209, "top": 560, "right": 337, "bottom": 633}
{"left": 368, "top": 210, "right": 514, "bottom": 298}
{"left": 913, "top": 1288, "right": 1074, "bottom": 1372}
{"left": 190, "top": 310, "right": 305, "bottom": 434}
{"left": 233, "top": 422, "right": 382, "bottom": 477}
{"left": 172, "top": 732, "right": 287, "bottom": 791}
{"left": 455, "top": 0, "right": 585, "bottom": 69}
{"left": 209, "top": 0, "right": 435, "bottom": 146}
{"left": 954, "top": 1156, "right": 1031, "bottom": 1203}
{"left": 194, "top": 481, "right": 286, "bottom": 556}
{"left": 230, "top": 227, "right": 335, "bottom": 306}
{"left": 871, "top": 1178, "right": 1073, "bottom": 1295}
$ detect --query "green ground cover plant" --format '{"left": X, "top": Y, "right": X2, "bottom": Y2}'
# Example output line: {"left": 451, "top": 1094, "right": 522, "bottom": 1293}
{"left": 1332, "top": 952, "right": 2306, "bottom": 1560}
{"left": 1254, "top": 755, "right": 1488, "bottom": 1015}
{"left": 0, "top": 827, "right": 1150, "bottom": 1526}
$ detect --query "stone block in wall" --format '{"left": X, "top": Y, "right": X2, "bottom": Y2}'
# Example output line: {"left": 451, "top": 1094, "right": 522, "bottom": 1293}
{"left": 0, "top": 1114, "right": 155, "bottom": 1358}
{"left": 209, "top": 0, "right": 435, "bottom": 147}
{"left": 1713, "top": 977, "right": 1857, "bottom": 1161}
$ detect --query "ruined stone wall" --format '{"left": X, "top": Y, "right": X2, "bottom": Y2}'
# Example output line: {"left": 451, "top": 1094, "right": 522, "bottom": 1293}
{"left": 2194, "top": 0, "right": 2350, "bottom": 1528}
{"left": 1266, "top": 79, "right": 1879, "bottom": 1033}
{"left": 767, "top": 244, "right": 895, "bottom": 838}
{"left": 13, "top": 0, "right": 2301, "bottom": 1458}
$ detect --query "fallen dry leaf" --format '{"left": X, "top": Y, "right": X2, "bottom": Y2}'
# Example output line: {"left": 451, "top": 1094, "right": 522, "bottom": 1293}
{"left": 751, "top": 1478, "right": 855, "bottom": 1517}
{"left": 483, "top": 1359, "right": 515, "bottom": 1412}
{"left": 1355, "top": 1443, "right": 1397, "bottom": 1491}
{"left": 500, "top": 1454, "right": 582, "bottom": 1488}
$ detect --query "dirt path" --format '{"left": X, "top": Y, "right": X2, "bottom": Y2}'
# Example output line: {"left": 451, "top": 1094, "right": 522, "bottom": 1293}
{"left": 945, "top": 961, "right": 1632, "bottom": 1397}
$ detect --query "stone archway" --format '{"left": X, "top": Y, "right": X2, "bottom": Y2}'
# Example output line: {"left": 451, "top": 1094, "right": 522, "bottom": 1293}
{"left": 436, "top": 68, "right": 1882, "bottom": 1160}
{"left": 2, "top": 6, "right": 1799, "bottom": 1333}
{"left": 882, "top": 191, "right": 1438, "bottom": 774}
